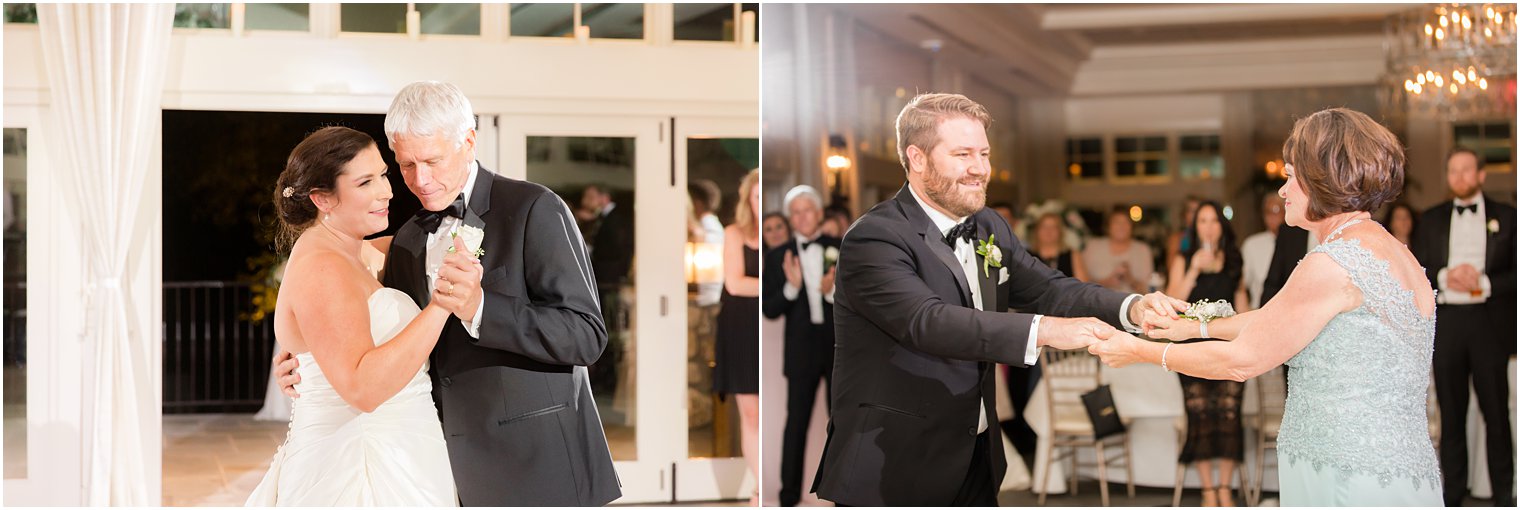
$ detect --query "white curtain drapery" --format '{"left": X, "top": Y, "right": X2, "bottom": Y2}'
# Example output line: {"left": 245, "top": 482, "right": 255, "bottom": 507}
{"left": 37, "top": 4, "right": 173, "bottom": 505}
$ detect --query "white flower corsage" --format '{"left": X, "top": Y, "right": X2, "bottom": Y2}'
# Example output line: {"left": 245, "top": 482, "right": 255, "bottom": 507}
{"left": 449, "top": 224, "right": 486, "bottom": 258}
{"left": 1179, "top": 299, "right": 1236, "bottom": 322}
{"left": 1488, "top": 219, "right": 1500, "bottom": 234}
{"left": 975, "top": 235, "right": 1003, "bottom": 278}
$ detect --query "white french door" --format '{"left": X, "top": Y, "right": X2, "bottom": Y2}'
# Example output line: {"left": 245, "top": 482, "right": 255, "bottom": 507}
{"left": 499, "top": 114, "right": 683, "bottom": 504}
{"left": 3, "top": 106, "right": 86, "bottom": 506}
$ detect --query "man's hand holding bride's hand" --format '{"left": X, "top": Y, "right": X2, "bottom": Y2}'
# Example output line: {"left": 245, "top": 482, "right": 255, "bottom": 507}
{"left": 433, "top": 236, "right": 485, "bottom": 321}
{"left": 1130, "top": 291, "right": 1188, "bottom": 336}
{"left": 1037, "top": 317, "right": 1117, "bottom": 351}
{"left": 275, "top": 348, "right": 301, "bottom": 399}
{"left": 1088, "top": 330, "right": 1146, "bottom": 368}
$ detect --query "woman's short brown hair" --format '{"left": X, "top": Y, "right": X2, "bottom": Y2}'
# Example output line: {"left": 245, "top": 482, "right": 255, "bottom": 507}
{"left": 1282, "top": 108, "right": 1405, "bottom": 222}
{"left": 895, "top": 93, "right": 993, "bottom": 172}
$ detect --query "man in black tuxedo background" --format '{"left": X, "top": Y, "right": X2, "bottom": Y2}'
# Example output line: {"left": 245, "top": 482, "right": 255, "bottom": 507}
{"left": 762, "top": 184, "right": 839, "bottom": 507}
{"left": 1412, "top": 147, "right": 1516, "bottom": 507}
{"left": 812, "top": 93, "right": 1186, "bottom": 506}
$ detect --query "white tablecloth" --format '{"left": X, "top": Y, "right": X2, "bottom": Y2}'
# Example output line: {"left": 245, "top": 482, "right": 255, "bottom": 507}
{"left": 1015, "top": 361, "right": 1275, "bottom": 494}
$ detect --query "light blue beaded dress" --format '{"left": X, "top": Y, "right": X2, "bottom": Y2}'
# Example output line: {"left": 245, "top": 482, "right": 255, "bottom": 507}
{"left": 1275, "top": 238, "right": 1443, "bottom": 506}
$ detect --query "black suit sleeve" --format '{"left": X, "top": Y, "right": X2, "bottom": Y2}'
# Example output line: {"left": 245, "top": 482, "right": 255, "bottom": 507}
{"left": 998, "top": 232, "right": 1129, "bottom": 328}
{"left": 475, "top": 190, "right": 608, "bottom": 366}
{"left": 761, "top": 245, "right": 793, "bottom": 320}
{"left": 1411, "top": 209, "right": 1442, "bottom": 287}
{"left": 1488, "top": 203, "right": 1516, "bottom": 299}
{"left": 837, "top": 220, "right": 1038, "bottom": 366}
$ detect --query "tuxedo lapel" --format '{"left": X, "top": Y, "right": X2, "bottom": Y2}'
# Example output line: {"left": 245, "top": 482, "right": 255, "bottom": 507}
{"left": 1485, "top": 197, "right": 1501, "bottom": 267}
{"left": 976, "top": 250, "right": 997, "bottom": 312}
{"left": 895, "top": 185, "right": 973, "bottom": 306}
{"left": 1432, "top": 202, "right": 1453, "bottom": 268}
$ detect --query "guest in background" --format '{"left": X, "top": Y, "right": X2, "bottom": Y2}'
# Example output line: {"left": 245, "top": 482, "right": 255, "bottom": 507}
{"left": 1165, "top": 195, "right": 1204, "bottom": 264}
{"left": 1027, "top": 212, "right": 1089, "bottom": 281}
{"left": 1381, "top": 201, "right": 1418, "bottom": 247}
{"left": 691, "top": 179, "right": 726, "bottom": 306}
{"left": 581, "top": 184, "right": 633, "bottom": 396}
{"left": 714, "top": 170, "right": 762, "bottom": 506}
{"left": 1165, "top": 200, "right": 1248, "bottom": 507}
{"left": 1240, "top": 194, "right": 1286, "bottom": 310}
{"left": 819, "top": 204, "right": 851, "bottom": 239}
{"left": 762, "top": 212, "right": 792, "bottom": 252}
{"left": 990, "top": 201, "right": 1019, "bottom": 232}
{"left": 1412, "top": 147, "right": 1516, "bottom": 508}
{"left": 1083, "top": 206, "right": 1154, "bottom": 295}
{"left": 762, "top": 185, "right": 838, "bottom": 507}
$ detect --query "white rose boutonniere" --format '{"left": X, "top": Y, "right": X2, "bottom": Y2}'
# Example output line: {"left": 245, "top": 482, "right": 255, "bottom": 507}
{"left": 823, "top": 246, "right": 840, "bottom": 272}
{"left": 975, "top": 234, "right": 1003, "bottom": 278}
{"left": 1488, "top": 219, "right": 1500, "bottom": 234}
{"left": 449, "top": 224, "right": 487, "bottom": 258}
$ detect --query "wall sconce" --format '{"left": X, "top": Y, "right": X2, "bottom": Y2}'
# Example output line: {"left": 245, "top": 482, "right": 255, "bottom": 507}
{"left": 826, "top": 134, "right": 852, "bottom": 171}
{"left": 685, "top": 241, "right": 724, "bottom": 285}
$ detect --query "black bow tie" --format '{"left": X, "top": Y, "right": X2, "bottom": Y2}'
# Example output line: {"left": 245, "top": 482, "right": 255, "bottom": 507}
{"left": 1456, "top": 203, "right": 1478, "bottom": 215}
{"left": 945, "top": 219, "right": 976, "bottom": 247}
{"left": 416, "top": 193, "right": 467, "bottom": 233}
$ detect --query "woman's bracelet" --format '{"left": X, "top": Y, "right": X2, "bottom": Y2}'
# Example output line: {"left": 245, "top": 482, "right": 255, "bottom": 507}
{"left": 1162, "top": 342, "right": 1173, "bottom": 372}
{"left": 1200, "top": 319, "right": 1210, "bottom": 339}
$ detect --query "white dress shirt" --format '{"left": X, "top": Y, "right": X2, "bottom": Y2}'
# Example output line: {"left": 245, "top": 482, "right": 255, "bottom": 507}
{"left": 1438, "top": 193, "right": 1491, "bottom": 305}
{"left": 781, "top": 232, "right": 834, "bottom": 324}
{"left": 424, "top": 161, "right": 486, "bottom": 337}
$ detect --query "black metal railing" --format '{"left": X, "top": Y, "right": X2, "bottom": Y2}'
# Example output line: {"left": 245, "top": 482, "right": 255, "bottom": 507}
{"left": 163, "top": 281, "right": 276, "bottom": 414}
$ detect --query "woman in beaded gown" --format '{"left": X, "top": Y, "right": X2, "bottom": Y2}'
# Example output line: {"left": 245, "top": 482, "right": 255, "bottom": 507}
{"left": 1090, "top": 108, "right": 1441, "bottom": 506}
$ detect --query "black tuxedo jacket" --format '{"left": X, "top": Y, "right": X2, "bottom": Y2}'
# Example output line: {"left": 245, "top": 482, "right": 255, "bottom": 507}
{"left": 590, "top": 203, "right": 634, "bottom": 287}
{"left": 813, "top": 185, "right": 1130, "bottom": 506}
{"left": 1261, "top": 226, "right": 1311, "bottom": 305}
{"left": 383, "top": 165, "right": 621, "bottom": 506}
{"left": 1411, "top": 197, "right": 1517, "bottom": 350}
{"left": 761, "top": 235, "right": 841, "bottom": 379}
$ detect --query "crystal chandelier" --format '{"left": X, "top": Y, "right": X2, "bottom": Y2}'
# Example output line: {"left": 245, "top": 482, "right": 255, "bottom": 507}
{"left": 1385, "top": 3, "right": 1517, "bottom": 117}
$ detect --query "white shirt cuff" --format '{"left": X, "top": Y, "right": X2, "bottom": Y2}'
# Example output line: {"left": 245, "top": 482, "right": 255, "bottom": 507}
{"left": 1118, "top": 294, "right": 1142, "bottom": 334}
{"left": 1024, "top": 315, "right": 1043, "bottom": 366}
{"left": 464, "top": 298, "right": 485, "bottom": 338}
{"left": 782, "top": 282, "right": 800, "bottom": 301}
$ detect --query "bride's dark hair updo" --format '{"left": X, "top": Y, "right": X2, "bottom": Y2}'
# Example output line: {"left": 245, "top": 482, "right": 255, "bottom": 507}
{"left": 273, "top": 126, "right": 377, "bottom": 250}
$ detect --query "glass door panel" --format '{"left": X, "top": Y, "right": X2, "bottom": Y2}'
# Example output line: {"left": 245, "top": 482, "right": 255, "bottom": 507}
{"left": 500, "top": 116, "right": 678, "bottom": 504}
{"left": 674, "top": 117, "right": 759, "bottom": 503}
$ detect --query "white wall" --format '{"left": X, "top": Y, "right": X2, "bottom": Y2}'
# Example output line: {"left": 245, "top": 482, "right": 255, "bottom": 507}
{"left": 1065, "top": 94, "right": 1224, "bottom": 135}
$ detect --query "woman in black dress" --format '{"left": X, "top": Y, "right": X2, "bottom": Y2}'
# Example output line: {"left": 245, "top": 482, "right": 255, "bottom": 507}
{"left": 1164, "top": 201, "right": 1249, "bottom": 507}
{"left": 714, "top": 169, "right": 761, "bottom": 505}
{"left": 1027, "top": 212, "right": 1090, "bottom": 282}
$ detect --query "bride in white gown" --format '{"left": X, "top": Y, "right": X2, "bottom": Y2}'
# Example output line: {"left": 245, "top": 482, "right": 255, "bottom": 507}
{"left": 246, "top": 126, "right": 479, "bottom": 506}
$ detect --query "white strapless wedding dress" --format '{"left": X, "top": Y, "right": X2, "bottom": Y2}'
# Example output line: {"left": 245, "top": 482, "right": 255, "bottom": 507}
{"left": 246, "top": 288, "right": 458, "bottom": 506}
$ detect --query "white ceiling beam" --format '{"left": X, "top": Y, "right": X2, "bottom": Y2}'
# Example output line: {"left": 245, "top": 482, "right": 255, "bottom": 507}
{"left": 1042, "top": 3, "right": 1411, "bottom": 30}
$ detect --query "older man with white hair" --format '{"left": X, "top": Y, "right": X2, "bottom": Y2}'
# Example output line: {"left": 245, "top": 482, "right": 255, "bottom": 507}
{"left": 761, "top": 184, "right": 840, "bottom": 507}
{"left": 278, "top": 81, "right": 621, "bottom": 506}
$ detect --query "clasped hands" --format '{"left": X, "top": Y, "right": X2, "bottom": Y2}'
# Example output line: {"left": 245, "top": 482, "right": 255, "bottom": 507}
{"left": 432, "top": 235, "right": 485, "bottom": 322}
{"left": 1041, "top": 292, "right": 1190, "bottom": 369}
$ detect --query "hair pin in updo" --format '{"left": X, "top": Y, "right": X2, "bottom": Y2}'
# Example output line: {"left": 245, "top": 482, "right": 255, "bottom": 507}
{"left": 282, "top": 186, "right": 295, "bottom": 198}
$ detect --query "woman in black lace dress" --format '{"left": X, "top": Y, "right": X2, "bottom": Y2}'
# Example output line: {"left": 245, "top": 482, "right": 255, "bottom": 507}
{"left": 713, "top": 169, "right": 761, "bottom": 505}
{"left": 1165, "top": 201, "right": 1250, "bottom": 506}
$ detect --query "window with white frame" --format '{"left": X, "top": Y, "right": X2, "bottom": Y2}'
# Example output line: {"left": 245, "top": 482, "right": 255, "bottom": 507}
{"left": 1453, "top": 121, "right": 1515, "bottom": 173}
{"left": 1178, "top": 134, "right": 1223, "bottom": 181}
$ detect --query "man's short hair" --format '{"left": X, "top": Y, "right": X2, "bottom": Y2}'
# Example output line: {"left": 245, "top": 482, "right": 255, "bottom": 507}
{"left": 895, "top": 93, "right": 993, "bottom": 172}
{"left": 1448, "top": 146, "right": 1486, "bottom": 170}
{"left": 783, "top": 185, "right": 823, "bottom": 212}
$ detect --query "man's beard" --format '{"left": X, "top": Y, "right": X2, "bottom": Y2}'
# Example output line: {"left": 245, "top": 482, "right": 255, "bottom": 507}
{"left": 923, "top": 158, "right": 987, "bottom": 218}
